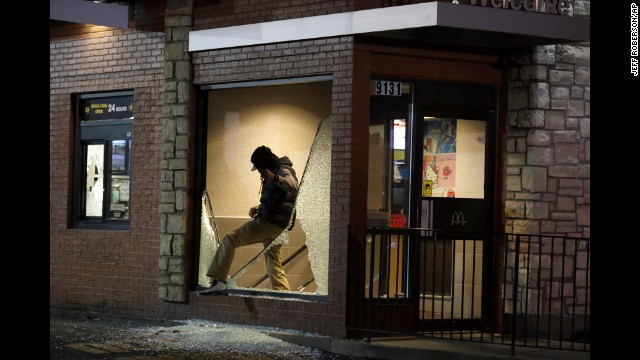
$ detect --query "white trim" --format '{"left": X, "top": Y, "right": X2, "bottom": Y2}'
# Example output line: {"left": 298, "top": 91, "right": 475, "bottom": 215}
{"left": 189, "top": 2, "right": 438, "bottom": 52}
{"left": 200, "top": 75, "right": 333, "bottom": 91}
{"left": 188, "top": 1, "right": 589, "bottom": 52}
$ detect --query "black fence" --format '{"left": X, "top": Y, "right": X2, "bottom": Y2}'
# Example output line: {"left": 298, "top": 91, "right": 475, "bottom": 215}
{"left": 346, "top": 225, "right": 590, "bottom": 355}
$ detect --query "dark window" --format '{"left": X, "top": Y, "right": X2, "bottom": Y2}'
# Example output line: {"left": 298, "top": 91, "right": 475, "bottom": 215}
{"left": 73, "top": 91, "right": 133, "bottom": 229}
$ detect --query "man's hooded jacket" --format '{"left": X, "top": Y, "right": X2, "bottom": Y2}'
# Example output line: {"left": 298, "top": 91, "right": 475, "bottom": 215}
{"left": 251, "top": 146, "right": 299, "bottom": 228}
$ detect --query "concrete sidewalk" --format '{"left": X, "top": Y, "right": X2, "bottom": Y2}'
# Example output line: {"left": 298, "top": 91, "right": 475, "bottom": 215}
{"left": 51, "top": 308, "right": 590, "bottom": 360}
{"left": 272, "top": 332, "right": 591, "bottom": 360}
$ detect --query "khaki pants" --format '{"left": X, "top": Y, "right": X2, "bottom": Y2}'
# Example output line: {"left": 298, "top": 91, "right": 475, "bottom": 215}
{"left": 206, "top": 217, "right": 290, "bottom": 291}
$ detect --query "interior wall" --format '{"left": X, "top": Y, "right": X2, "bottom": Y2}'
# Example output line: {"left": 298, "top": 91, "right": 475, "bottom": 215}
{"left": 367, "top": 124, "right": 386, "bottom": 211}
{"left": 449, "top": 119, "right": 486, "bottom": 199}
{"left": 206, "top": 81, "right": 332, "bottom": 215}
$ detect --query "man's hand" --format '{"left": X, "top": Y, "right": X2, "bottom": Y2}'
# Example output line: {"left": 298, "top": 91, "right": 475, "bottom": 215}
{"left": 249, "top": 205, "right": 260, "bottom": 218}
{"left": 259, "top": 169, "right": 276, "bottom": 181}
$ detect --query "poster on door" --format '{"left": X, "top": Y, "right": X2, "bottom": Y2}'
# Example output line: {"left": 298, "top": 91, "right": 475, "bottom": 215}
{"left": 423, "top": 118, "right": 457, "bottom": 198}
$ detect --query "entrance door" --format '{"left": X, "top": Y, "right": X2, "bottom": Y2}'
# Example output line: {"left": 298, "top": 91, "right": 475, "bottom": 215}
{"left": 368, "top": 80, "right": 412, "bottom": 231}
{"left": 363, "top": 79, "right": 497, "bottom": 335}
{"left": 361, "top": 80, "right": 415, "bottom": 334}
{"left": 414, "top": 81, "right": 497, "bottom": 332}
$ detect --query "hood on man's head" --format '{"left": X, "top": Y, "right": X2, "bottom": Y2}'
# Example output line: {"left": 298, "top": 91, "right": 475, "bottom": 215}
{"left": 251, "top": 145, "right": 276, "bottom": 171}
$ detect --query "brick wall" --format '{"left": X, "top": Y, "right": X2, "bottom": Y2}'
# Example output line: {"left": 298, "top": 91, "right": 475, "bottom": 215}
{"left": 50, "top": 22, "right": 166, "bottom": 318}
{"left": 191, "top": 0, "right": 434, "bottom": 30}
{"left": 129, "top": 0, "right": 166, "bottom": 32}
{"left": 193, "top": 0, "right": 354, "bottom": 29}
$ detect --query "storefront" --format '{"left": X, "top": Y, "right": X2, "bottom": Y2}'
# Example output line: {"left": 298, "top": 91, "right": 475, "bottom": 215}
{"left": 50, "top": 0, "right": 590, "bottom": 340}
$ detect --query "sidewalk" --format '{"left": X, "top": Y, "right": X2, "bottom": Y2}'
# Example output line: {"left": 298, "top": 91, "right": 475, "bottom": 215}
{"left": 51, "top": 308, "right": 590, "bottom": 360}
{"left": 50, "top": 308, "right": 364, "bottom": 360}
{"left": 272, "top": 332, "right": 591, "bottom": 360}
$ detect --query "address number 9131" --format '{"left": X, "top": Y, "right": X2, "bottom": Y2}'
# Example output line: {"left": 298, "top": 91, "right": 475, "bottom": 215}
{"left": 373, "top": 80, "right": 402, "bottom": 96}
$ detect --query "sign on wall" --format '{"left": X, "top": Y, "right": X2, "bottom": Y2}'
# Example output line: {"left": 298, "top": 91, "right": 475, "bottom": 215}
{"left": 432, "top": 198, "right": 485, "bottom": 233}
{"left": 81, "top": 95, "right": 134, "bottom": 121}
{"left": 371, "top": 80, "right": 403, "bottom": 96}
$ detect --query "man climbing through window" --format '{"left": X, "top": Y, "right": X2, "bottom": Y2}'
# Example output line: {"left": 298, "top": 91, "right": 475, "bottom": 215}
{"left": 198, "top": 145, "right": 299, "bottom": 295}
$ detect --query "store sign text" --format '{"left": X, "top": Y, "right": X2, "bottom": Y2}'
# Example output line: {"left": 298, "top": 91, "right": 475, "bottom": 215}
{"left": 467, "top": 0, "right": 570, "bottom": 16}
{"left": 81, "top": 95, "right": 134, "bottom": 121}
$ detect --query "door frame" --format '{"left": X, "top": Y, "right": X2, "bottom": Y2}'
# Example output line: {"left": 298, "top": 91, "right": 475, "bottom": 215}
{"left": 347, "top": 43, "right": 507, "bottom": 337}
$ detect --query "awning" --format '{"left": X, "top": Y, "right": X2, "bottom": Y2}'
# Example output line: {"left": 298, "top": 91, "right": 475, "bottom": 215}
{"left": 189, "top": 1, "right": 589, "bottom": 52}
{"left": 50, "top": 0, "right": 129, "bottom": 29}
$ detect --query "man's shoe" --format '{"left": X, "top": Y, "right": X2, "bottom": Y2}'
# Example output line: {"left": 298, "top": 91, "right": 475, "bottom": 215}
{"left": 197, "top": 279, "right": 228, "bottom": 296}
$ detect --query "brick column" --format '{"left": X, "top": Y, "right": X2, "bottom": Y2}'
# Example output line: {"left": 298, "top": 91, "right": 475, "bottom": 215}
{"left": 159, "top": 0, "right": 194, "bottom": 302}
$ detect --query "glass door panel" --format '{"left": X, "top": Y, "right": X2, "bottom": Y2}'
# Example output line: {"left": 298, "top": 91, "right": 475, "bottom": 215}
{"left": 421, "top": 117, "right": 486, "bottom": 199}
{"left": 367, "top": 81, "right": 412, "bottom": 228}
{"left": 367, "top": 81, "right": 413, "bottom": 299}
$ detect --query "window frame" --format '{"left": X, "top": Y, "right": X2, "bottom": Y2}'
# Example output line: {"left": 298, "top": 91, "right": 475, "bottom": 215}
{"left": 72, "top": 90, "right": 133, "bottom": 230}
{"left": 194, "top": 76, "right": 333, "bottom": 296}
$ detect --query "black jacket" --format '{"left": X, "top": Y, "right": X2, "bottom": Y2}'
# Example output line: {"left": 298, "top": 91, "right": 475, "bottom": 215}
{"left": 258, "top": 156, "right": 299, "bottom": 228}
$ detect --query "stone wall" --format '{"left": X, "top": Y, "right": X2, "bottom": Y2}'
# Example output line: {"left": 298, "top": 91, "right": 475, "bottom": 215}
{"left": 503, "top": 235, "right": 590, "bottom": 320}
{"left": 503, "top": 0, "right": 590, "bottom": 322}
{"left": 159, "top": 0, "right": 195, "bottom": 303}
{"left": 505, "top": 2, "right": 590, "bottom": 239}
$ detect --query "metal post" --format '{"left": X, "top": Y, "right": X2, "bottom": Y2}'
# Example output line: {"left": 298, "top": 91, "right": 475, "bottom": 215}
{"left": 367, "top": 230, "right": 377, "bottom": 342}
{"left": 511, "top": 234, "right": 521, "bottom": 357}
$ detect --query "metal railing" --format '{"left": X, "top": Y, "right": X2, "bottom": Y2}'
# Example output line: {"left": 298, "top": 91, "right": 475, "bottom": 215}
{"left": 346, "top": 225, "right": 590, "bottom": 355}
